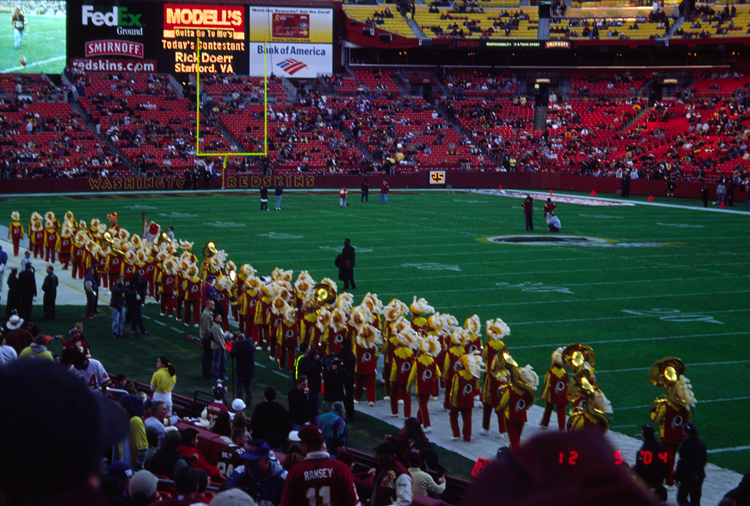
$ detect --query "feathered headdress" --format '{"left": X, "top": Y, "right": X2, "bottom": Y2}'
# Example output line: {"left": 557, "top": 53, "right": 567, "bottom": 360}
{"left": 357, "top": 324, "right": 382, "bottom": 349}
{"left": 320, "top": 277, "right": 338, "bottom": 293}
{"left": 516, "top": 365, "right": 540, "bottom": 391}
{"left": 11, "top": 211, "right": 20, "bottom": 221}
{"left": 349, "top": 305, "right": 373, "bottom": 330}
{"left": 179, "top": 240, "right": 194, "bottom": 252}
{"left": 396, "top": 326, "right": 419, "bottom": 349}
{"left": 464, "top": 315, "right": 481, "bottom": 335}
{"left": 271, "top": 296, "right": 288, "bottom": 316}
{"left": 420, "top": 334, "right": 441, "bottom": 358}
{"left": 486, "top": 318, "right": 510, "bottom": 341}
{"left": 362, "top": 293, "right": 383, "bottom": 315}
{"left": 410, "top": 296, "right": 434, "bottom": 316}
{"left": 336, "top": 292, "right": 354, "bottom": 314}
{"left": 459, "top": 351, "right": 485, "bottom": 378}
{"left": 451, "top": 327, "right": 469, "bottom": 346}
{"left": 330, "top": 307, "right": 348, "bottom": 331}
{"left": 552, "top": 347, "right": 564, "bottom": 366}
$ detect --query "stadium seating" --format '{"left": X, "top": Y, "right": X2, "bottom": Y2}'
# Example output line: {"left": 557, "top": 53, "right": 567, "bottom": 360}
{"left": 415, "top": 6, "right": 539, "bottom": 39}
{"left": 343, "top": 5, "right": 416, "bottom": 38}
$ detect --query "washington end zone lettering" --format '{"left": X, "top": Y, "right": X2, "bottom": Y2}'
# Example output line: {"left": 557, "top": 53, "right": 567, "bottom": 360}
{"left": 257, "top": 45, "right": 325, "bottom": 56}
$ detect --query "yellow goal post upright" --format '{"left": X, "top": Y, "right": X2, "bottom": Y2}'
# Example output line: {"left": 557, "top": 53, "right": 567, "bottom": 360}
{"left": 195, "top": 38, "right": 269, "bottom": 190}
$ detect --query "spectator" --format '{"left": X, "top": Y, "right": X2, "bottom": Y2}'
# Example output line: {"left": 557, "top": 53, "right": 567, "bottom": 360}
{"left": 62, "top": 325, "right": 91, "bottom": 357}
{"left": 41, "top": 265, "right": 58, "bottom": 320}
{"left": 179, "top": 428, "right": 223, "bottom": 480}
{"left": 251, "top": 386, "right": 292, "bottom": 450}
{"left": 110, "top": 275, "right": 126, "bottom": 338}
{"left": 211, "top": 489, "right": 257, "bottom": 506}
{"left": 19, "top": 334, "right": 54, "bottom": 361}
{"left": 723, "top": 473, "right": 750, "bottom": 506}
{"left": 225, "top": 441, "right": 287, "bottom": 506}
{"left": 229, "top": 332, "right": 256, "bottom": 410}
{"left": 17, "top": 263, "right": 36, "bottom": 320}
{"left": 211, "top": 314, "right": 228, "bottom": 382}
{"left": 125, "top": 273, "right": 149, "bottom": 336}
{"left": 200, "top": 299, "right": 216, "bottom": 379}
{"left": 129, "top": 470, "right": 159, "bottom": 506}
{"left": 408, "top": 453, "right": 445, "bottom": 499}
{"left": 634, "top": 425, "right": 667, "bottom": 490}
{"left": 147, "top": 429, "right": 189, "bottom": 479}
{"left": 151, "top": 356, "right": 177, "bottom": 414}
{"left": 71, "top": 348, "right": 113, "bottom": 391}
{"left": 300, "top": 348, "right": 324, "bottom": 419}
{"left": 316, "top": 401, "right": 347, "bottom": 448}
{"left": 322, "top": 356, "right": 350, "bottom": 412}
{"left": 0, "top": 360, "right": 128, "bottom": 505}
{"left": 5, "top": 268, "right": 20, "bottom": 317}
{"left": 4, "top": 315, "right": 34, "bottom": 354}
{"left": 339, "top": 339, "right": 357, "bottom": 422}
{"left": 84, "top": 267, "right": 98, "bottom": 319}
{"left": 216, "top": 428, "right": 250, "bottom": 479}
{"left": 207, "top": 384, "right": 229, "bottom": 429}
{"left": 119, "top": 394, "right": 149, "bottom": 471}
{"left": 275, "top": 183, "right": 283, "bottom": 210}
{"left": 144, "top": 400, "right": 175, "bottom": 437}
{"left": 102, "top": 461, "right": 133, "bottom": 506}
{"left": 288, "top": 375, "right": 312, "bottom": 429}
{"left": 362, "top": 442, "right": 412, "bottom": 506}
{"left": 675, "top": 422, "right": 707, "bottom": 506}
{"left": 155, "top": 466, "right": 202, "bottom": 505}
{"left": 0, "top": 333, "right": 18, "bottom": 365}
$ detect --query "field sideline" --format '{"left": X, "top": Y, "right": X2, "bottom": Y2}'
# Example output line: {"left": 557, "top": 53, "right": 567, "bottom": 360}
{"left": 1, "top": 188, "right": 748, "bottom": 478}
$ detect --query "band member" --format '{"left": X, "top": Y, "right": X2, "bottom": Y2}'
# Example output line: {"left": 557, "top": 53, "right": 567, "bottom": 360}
{"left": 182, "top": 263, "right": 202, "bottom": 327}
{"left": 649, "top": 357, "right": 695, "bottom": 486}
{"left": 463, "top": 315, "right": 483, "bottom": 354}
{"left": 443, "top": 328, "right": 467, "bottom": 411}
{"left": 480, "top": 318, "right": 510, "bottom": 437}
{"left": 8, "top": 212, "right": 24, "bottom": 256}
{"left": 277, "top": 306, "right": 298, "bottom": 372}
{"left": 56, "top": 222, "right": 74, "bottom": 270}
{"left": 450, "top": 351, "right": 483, "bottom": 442}
{"left": 540, "top": 347, "right": 569, "bottom": 431}
{"left": 389, "top": 326, "right": 418, "bottom": 419}
{"left": 382, "top": 298, "right": 408, "bottom": 402}
{"left": 71, "top": 229, "right": 89, "bottom": 279}
{"left": 354, "top": 323, "right": 381, "bottom": 406}
{"left": 29, "top": 213, "right": 44, "bottom": 258}
{"left": 497, "top": 364, "right": 538, "bottom": 451}
{"left": 408, "top": 334, "right": 441, "bottom": 433}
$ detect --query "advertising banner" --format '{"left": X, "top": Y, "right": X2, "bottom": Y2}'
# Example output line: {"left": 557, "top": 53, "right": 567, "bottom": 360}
{"left": 68, "top": 1, "right": 160, "bottom": 73}
{"left": 160, "top": 3, "right": 248, "bottom": 74}
{"left": 249, "top": 42, "right": 331, "bottom": 78}
{"left": 248, "top": 6, "right": 332, "bottom": 44}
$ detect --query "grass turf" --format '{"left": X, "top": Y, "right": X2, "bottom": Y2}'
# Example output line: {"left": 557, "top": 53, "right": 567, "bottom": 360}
{"left": 2, "top": 188, "right": 748, "bottom": 476}
{"left": 1, "top": 13, "right": 66, "bottom": 74}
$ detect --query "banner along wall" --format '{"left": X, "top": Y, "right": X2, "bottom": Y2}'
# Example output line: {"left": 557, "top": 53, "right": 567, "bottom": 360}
{"left": 248, "top": 6, "right": 333, "bottom": 79}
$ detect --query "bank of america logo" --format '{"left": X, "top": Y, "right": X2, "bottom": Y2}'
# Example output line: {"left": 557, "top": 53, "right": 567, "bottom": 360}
{"left": 276, "top": 59, "right": 307, "bottom": 75}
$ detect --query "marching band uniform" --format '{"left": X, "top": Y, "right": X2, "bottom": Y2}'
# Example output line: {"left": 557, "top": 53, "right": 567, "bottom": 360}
{"left": 243, "top": 276, "right": 262, "bottom": 345}
{"left": 106, "top": 243, "right": 124, "bottom": 286}
{"left": 540, "top": 347, "right": 569, "bottom": 431}
{"left": 29, "top": 214, "right": 44, "bottom": 258}
{"left": 463, "top": 315, "right": 483, "bottom": 354}
{"left": 158, "top": 258, "right": 178, "bottom": 317}
{"left": 443, "top": 328, "right": 467, "bottom": 411}
{"left": 390, "top": 327, "right": 418, "bottom": 419}
{"left": 354, "top": 324, "right": 380, "bottom": 405}
{"left": 450, "top": 352, "right": 483, "bottom": 442}
{"left": 480, "top": 319, "right": 510, "bottom": 437}
{"left": 408, "top": 335, "right": 441, "bottom": 432}
{"left": 567, "top": 387, "right": 611, "bottom": 433}
{"left": 44, "top": 218, "right": 59, "bottom": 263}
{"left": 216, "top": 276, "right": 232, "bottom": 332}
{"left": 182, "top": 264, "right": 202, "bottom": 327}
{"left": 382, "top": 299, "right": 407, "bottom": 401}
{"left": 254, "top": 284, "right": 274, "bottom": 352}
{"left": 409, "top": 296, "right": 433, "bottom": 335}
{"left": 497, "top": 365, "right": 538, "bottom": 451}
{"left": 56, "top": 224, "right": 73, "bottom": 270}
{"left": 326, "top": 309, "right": 348, "bottom": 356}
{"left": 8, "top": 212, "right": 24, "bottom": 256}
{"left": 276, "top": 306, "right": 298, "bottom": 371}
{"left": 71, "top": 230, "right": 88, "bottom": 279}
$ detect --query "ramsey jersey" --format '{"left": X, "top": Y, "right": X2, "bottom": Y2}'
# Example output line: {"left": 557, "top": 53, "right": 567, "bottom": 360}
{"left": 280, "top": 452, "right": 360, "bottom": 506}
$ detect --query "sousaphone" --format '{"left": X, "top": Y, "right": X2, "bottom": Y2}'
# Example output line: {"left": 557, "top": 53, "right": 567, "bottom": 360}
{"left": 562, "top": 344, "right": 596, "bottom": 369}
{"left": 203, "top": 241, "right": 218, "bottom": 260}
{"left": 650, "top": 357, "right": 685, "bottom": 388}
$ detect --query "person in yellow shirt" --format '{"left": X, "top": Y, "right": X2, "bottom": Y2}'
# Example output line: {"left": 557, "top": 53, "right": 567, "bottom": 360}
{"left": 118, "top": 394, "right": 148, "bottom": 470}
{"left": 151, "top": 356, "right": 177, "bottom": 415}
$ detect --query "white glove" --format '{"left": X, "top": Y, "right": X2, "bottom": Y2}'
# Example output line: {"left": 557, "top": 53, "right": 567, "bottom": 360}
{"left": 93, "top": 292, "right": 97, "bottom": 297}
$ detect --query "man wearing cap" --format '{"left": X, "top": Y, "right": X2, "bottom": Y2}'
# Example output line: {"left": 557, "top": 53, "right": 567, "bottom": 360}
{"left": 102, "top": 461, "right": 134, "bottom": 506}
{"left": 226, "top": 440, "right": 288, "bottom": 506}
{"left": 634, "top": 425, "right": 667, "bottom": 491}
{"left": 280, "top": 424, "right": 361, "bottom": 506}
{"left": 675, "top": 422, "right": 707, "bottom": 506}
{"left": 19, "top": 334, "right": 55, "bottom": 361}
{"left": 129, "top": 470, "right": 159, "bottom": 505}
{"left": 208, "top": 384, "right": 229, "bottom": 428}
{"left": 217, "top": 428, "right": 250, "bottom": 478}
{"left": 361, "top": 441, "right": 412, "bottom": 506}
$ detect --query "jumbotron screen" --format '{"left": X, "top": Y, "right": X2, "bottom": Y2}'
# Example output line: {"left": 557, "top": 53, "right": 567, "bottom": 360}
{"left": 2, "top": 0, "right": 66, "bottom": 74}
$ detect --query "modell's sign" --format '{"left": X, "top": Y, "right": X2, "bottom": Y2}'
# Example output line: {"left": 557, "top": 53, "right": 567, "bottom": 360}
{"left": 85, "top": 40, "right": 144, "bottom": 58}
{"left": 163, "top": 4, "right": 245, "bottom": 39}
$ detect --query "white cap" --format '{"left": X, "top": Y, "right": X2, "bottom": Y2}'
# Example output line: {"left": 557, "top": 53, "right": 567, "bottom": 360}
{"left": 231, "top": 399, "right": 246, "bottom": 411}
{"left": 288, "top": 430, "right": 301, "bottom": 442}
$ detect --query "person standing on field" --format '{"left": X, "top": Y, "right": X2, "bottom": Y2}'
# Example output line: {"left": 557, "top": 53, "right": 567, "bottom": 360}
{"left": 42, "top": 265, "right": 58, "bottom": 320}
{"left": 522, "top": 195, "right": 534, "bottom": 232}
{"left": 275, "top": 183, "right": 283, "bottom": 210}
{"left": 260, "top": 185, "right": 269, "bottom": 211}
{"left": 341, "top": 239, "right": 356, "bottom": 290}
{"left": 381, "top": 181, "right": 389, "bottom": 203}
{"left": 339, "top": 186, "right": 348, "bottom": 207}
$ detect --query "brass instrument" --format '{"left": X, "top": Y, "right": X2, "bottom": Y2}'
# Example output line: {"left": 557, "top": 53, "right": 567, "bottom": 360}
{"left": 102, "top": 231, "right": 126, "bottom": 257}
{"left": 649, "top": 357, "right": 685, "bottom": 388}
{"left": 153, "top": 231, "right": 171, "bottom": 248}
{"left": 314, "top": 283, "right": 336, "bottom": 306}
{"left": 562, "top": 344, "right": 596, "bottom": 369}
{"left": 203, "top": 241, "right": 218, "bottom": 259}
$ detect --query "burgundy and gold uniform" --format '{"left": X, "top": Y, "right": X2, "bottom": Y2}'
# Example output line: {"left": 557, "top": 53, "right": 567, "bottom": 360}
{"left": 280, "top": 450, "right": 360, "bottom": 506}
{"left": 206, "top": 400, "right": 228, "bottom": 429}
{"left": 8, "top": 213, "right": 24, "bottom": 256}
{"left": 540, "top": 353, "right": 569, "bottom": 431}
{"left": 56, "top": 227, "right": 73, "bottom": 269}
{"left": 389, "top": 331, "right": 417, "bottom": 419}
{"left": 354, "top": 324, "right": 380, "bottom": 404}
{"left": 408, "top": 336, "right": 441, "bottom": 431}
{"left": 277, "top": 308, "right": 298, "bottom": 372}
{"left": 182, "top": 270, "right": 202, "bottom": 327}
{"left": 450, "top": 357, "right": 480, "bottom": 442}
{"left": 44, "top": 223, "right": 58, "bottom": 263}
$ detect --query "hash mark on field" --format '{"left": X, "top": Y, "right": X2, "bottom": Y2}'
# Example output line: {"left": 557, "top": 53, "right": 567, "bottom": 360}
{"left": 401, "top": 263, "right": 461, "bottom": 271}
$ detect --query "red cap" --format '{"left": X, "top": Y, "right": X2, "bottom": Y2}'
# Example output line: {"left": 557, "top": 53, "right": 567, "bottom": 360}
{"left": 298, "top": 425, "right": 325, "bottom": 446}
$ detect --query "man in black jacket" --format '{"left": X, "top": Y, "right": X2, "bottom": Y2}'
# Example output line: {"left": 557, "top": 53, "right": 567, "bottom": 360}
{"left": 340, "top": 239, "right": 356, "bottom": 290}
{"left": 125, "top": 273, "right": 148, "bottom": 336}
{"left": 251, "top": 386, "right": 291, "bottom": 450}
{"left": 110, "top": 276, "right": 126, "bottom": 338}
{"left": 300, "top": 350, "right": 324, "bottom": 420}
{"left": 17, "top": 263, "right": 36, "bottom": 321}
{"left": 675, "top": 422, "right": 707, "bottom": 506}
{"left": 41, "top": 266, "right": 58, "bottom": 320}
{"left": 288, "top": 375, "right": 312, "bottom": 430}
{"left": 634, "top": 425, "right": 667, "bottom": 490}
{"left": 229, "top": 333, "right": 256, "bottom": 409}
{"left": 322, "top": 356, "right": 351, "bottom": 414}
{"left": 260, "top": 185, "right": 269, "bottom": 211}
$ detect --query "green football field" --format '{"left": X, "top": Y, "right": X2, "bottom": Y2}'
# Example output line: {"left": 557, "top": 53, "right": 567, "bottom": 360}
{"left": 2, "top": 189, "right": 749, "bottom": 476}
{"left": 0, "top": 14, "right": 65, "bottom": 74}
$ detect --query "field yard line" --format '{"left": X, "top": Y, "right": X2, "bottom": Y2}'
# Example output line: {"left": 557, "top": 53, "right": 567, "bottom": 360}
{"left": 1, "top": 55, "right": 65, "bottom": 73}
{"left": 272, "top": 370, "right": 289, "bottom": 379}
{"left": 170, "top": 327, "right": 184, "bottom": 333}
{"left": 445, "top": 289, "right": 750, "bottom": 312}
{"left": 378, "top": 274, "right": 748, "bottom": 297}
{"left": 615, "top": 396, "right": 750, "bottom": 411}
{"left": 708, "top": 446, "right": 750, "bottom": 454}
{"left": 596, "top": 360, "right": 750, "bottom": 374}
{"left": 512, "top": 331, "right": 750, "bottom": 350}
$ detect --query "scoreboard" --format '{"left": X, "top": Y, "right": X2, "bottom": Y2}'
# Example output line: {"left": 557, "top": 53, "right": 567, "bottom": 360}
{"left": 68, "top": 0, "right": 333, "bottom": 76}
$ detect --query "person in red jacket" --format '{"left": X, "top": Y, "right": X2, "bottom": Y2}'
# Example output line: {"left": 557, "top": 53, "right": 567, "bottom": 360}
{"left": 539, "top": 347, "right": 569, "bottom": 431}
{"left": 56, "top": 223, "right": 73, "bottom": 270}
{"left": 480, "top": 318, "right": 510, "bottom": 438}
{"left": 158, "top": 256, "right": 179, "bottom": 317}
{"left": 381, "top": 180, "right": 389, "bottom": 204}
{"left": 543, "top": 197, "right": 557, "bottom": 218}
{"left": 8, "top": 211, "right": 24, "bottom": 256}
{"left": 450, "top": 351, "right": 483, "bottom": 442}
{"left": 390, "top": 326, "right": 418, "bottom": 419}
{"left": 179, "top": 428, "right": 223, "bottom": 481}
{"left": 277, "top": 306, "right": 298, "bottom": 372}
{"left": 28, "top": 213, "right": 44, "bottom": 258}
{"left": 354, "top": 323, "right": 380, "bottom": 406}
{"left": 497, "top": 364, "right": 538, "bottom": 451}
{"left": 70, "top": 229, "right": 89, "bottom": 280}
{"left": 43, "top": 218, "right": 58, "bottom": 263}
{"left": 339, "top": 186, "right": 348, "bottom": 207}
{"left": 408, "top": 334, "right": 441, "bottom": 433}
{"left": 182, "top": 263, "right": 202, "bottom": 327}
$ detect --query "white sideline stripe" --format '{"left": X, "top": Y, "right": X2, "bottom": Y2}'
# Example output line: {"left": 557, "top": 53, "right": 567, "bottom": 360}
{"left": 513, "top": 331, "right": 750, "bottom": 350}
{"left": 170, "top": 327, "right": 183, "bottom": 333}
{"left": 152, "top": 320, "right": 167, "bottom": 326}
{"left": 707, "top": 446, "right": 750, "bottom": 454}
{"left": 272, "top": 371, "right": 289, "bottom": 379}
{"left": 255, "top": 363, "right": 266, "bottom": 369}
{"left": 447, "top": 290, "right": 750, "bottom": 312}
{"left": 597, "top": 360, "right": 750, "bottom": 374}
{"left": 1, "top": 55, "right": 65, "bottom": 73}
{"left": 615, "top": 396, "right": 750, "bottom": 411}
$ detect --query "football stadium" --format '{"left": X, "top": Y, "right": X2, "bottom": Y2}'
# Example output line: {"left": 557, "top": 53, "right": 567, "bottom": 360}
{"left": 0, "top": 0, "right": 749, "bottom": 504}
